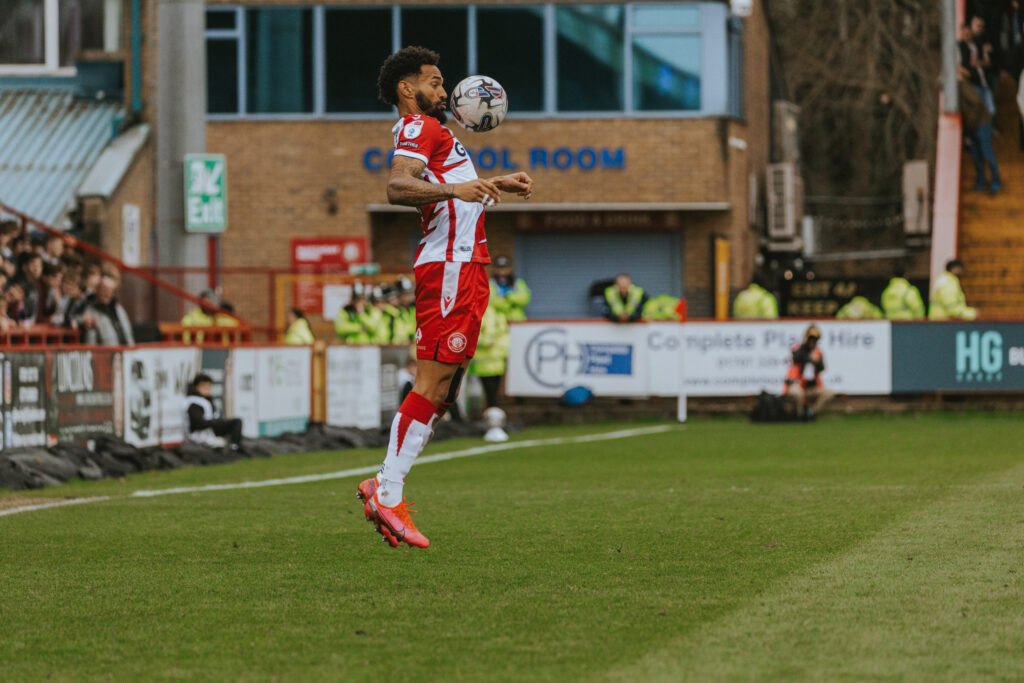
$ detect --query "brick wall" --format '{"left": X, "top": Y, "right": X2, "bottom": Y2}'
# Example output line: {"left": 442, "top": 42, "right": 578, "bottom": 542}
{"left": 132, "top": 0, "right": 775, "bottom": 324}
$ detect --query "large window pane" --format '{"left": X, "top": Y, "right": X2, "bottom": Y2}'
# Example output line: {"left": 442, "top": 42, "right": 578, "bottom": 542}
{"left": 557, "top": 5, "right": 624, "bottom": 112}
{"left": 400, "top": 9, "right": 468, "bottom": 86}
{"left": 633, "top": 35, "right": 701, "bottom": 111}
{"left": 325, "top": 9, "right": 393, "bottom": 113}
{"left": 206, "top": 10, "right": 235, "bottom": 31}
{"left": 207, "top": 38, "right": 238, "bottom": 114}
{"left": 633, "top": 4, "right": 699, "bottom": 30}
{"left": 477, "top": 7, "right": 544, "bottom": 112}
{"left": 247, "top": 8, "right": 314, "bottom": 114}
{"left": 59, "top": 0, "right": 106, "bottom": 66}
{"left": 0, "top": 1, "right": 45, "bottom": 64}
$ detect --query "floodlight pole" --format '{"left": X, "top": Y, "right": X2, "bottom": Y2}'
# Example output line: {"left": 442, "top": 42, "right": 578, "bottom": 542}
{"left": 942, "top": 0, "right": 958, "bottom": 113}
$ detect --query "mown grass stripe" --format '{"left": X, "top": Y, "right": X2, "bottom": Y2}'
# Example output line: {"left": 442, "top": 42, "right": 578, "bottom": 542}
{"left": 601, "top": 459, "right": 1024, "bottom": 682}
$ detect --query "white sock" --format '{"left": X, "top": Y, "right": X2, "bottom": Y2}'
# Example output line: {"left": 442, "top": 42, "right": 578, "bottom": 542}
{"left": 376, "top": 392, "right": 437, "bottom": 508}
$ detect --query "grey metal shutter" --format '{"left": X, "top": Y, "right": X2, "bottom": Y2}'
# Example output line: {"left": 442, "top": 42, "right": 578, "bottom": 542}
{"left": 514, "top": 232, "right": 682, "bottom": 319}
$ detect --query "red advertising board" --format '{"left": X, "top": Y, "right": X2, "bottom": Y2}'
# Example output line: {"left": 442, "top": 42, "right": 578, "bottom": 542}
{"left": 291, "top": 237, "right": 370, "bottom": 315}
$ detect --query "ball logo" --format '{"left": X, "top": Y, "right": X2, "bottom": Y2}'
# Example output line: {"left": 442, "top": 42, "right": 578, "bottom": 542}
{"left": 468, "top": 85, "right": 503, "bottom": 100}
{"left": 403, "top": 120, "right": 423, "bottom": 139}
{"left": 415, "top": 328, "right": 423, "bottom": 344}
{"left": 448, "top": 333, "right": 468, "bottom": 354}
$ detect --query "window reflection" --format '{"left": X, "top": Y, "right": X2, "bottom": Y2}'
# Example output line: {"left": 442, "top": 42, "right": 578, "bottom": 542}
{"left": 557, "top": 4, "right": 624, "bottom": 111}
{"left": 477, "top": 7, "right": 545, "bottom": 112}
{"left": 247, "top": 9, "right": 314, "bottom": 114}
{"left": 633, "top": 35, "right": 701, "bottom": 111}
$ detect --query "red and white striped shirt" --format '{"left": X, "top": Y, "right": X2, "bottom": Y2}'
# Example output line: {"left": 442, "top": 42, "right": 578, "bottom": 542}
{"left": 391, "top": 115, "right": 490, "bottom": 266}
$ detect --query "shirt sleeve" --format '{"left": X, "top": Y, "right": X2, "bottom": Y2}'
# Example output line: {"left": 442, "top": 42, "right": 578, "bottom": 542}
{"left": 393, "top": 116, "right": 442, "bottom": 166}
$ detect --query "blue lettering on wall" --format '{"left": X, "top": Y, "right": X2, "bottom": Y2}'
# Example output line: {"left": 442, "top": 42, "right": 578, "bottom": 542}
{"left": 552, "top": 147, "right": 573, "bottom": 169}
{"left": 362, "top": 146, "right": 626, "bottom": 171}
{"left": 477, "top": 147, "right": 497, "bottom": 171}
{"left": 578, "top": 147, "right": 597, "bottom": 170}
{"left": 601, "top": 148, "right": 625, "bottom": 169}
{"left": 530, "top": 148, "right": 548, "bottom": 169}
{"left": 501, "top": 148, "right": 518, "bottom": 170}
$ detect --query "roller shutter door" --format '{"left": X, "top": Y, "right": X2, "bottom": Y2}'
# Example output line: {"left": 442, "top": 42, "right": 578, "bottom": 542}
{"left": 514, "top": 232, "right": 682, "bottom": 319}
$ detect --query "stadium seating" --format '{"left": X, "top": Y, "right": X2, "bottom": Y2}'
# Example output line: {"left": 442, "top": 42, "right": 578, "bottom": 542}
{"left": 958, "top": 72, "right": 1024, "bottom": 318}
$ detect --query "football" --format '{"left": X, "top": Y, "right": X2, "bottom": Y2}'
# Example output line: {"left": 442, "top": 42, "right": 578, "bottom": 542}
{"left": 449, "top": 75, "right": 508, "bottom": 132}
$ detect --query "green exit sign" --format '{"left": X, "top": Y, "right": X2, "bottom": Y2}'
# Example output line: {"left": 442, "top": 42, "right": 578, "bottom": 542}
{"left": 184, "top": 153, "right": 227, "bottom": 233}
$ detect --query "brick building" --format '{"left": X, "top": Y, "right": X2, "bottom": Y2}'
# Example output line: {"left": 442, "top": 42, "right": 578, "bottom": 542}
{"left": 1, "top": 0, "right": 774, "bottom": 327}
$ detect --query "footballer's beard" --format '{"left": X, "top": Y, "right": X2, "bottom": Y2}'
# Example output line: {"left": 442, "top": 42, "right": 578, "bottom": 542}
{"left": 416, "top": 91, "right": 447, "bottom": 123}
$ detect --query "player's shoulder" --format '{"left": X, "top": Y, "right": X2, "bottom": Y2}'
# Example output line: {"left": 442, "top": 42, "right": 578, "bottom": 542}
{"left": 395, "top": 114, "right": 447, "bottom": 139}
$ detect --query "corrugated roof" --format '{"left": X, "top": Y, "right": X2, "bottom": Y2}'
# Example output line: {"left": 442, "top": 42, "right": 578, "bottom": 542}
{"left": 0, "top": 89, "right": 122, "bottom": 228}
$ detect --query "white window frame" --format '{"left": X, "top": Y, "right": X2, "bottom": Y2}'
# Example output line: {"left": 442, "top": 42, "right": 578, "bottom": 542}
{"left": 205, "top": 2, "right": 733, "bottom": 121}
{"left": 0, "top": 0, "right": 75, "bottom": 76}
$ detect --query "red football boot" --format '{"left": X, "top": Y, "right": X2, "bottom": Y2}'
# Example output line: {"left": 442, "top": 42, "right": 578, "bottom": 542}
{"left": 367, "top": 494, "right": 430, "bottom": 549}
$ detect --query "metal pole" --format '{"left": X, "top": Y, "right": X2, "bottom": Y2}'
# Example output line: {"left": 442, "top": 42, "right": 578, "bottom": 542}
{"left": 942, "top": 0, "right": 958, "bottom": 113}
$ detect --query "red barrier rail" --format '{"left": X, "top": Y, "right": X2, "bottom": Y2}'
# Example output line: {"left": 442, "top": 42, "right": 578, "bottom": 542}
{"left": 0, "top": 326, "right": 82, "bottom": 347}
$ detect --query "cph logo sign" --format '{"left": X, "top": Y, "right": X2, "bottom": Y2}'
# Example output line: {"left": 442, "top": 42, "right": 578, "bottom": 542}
{"left": 955, "top": 330, "right": 1003, "bottom": 382}
{"left": 524, "top": 328, "right": 633, "bottom": 389}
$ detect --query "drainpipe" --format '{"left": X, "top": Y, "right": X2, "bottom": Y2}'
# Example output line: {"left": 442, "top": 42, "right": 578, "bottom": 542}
{"left": 131, "top": 0, "right": 142, "bottom": 115}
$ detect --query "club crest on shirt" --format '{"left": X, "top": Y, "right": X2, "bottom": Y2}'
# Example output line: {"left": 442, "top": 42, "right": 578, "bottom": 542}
{"left": 403, "top": 120, "right": 424, "bottom": 139}
{"left": 447, "top": 332, "right": 467, "bottom": 353}
{"left": 415, "top": 328, "right": 423, "bottom": 344}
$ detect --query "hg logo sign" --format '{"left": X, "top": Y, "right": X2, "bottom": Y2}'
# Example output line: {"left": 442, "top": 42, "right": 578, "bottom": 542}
{"left": 524, "top": 328, "right": 633, "bottom": 389}
{"left": 955, "top": 330, "right": 1003, "bottom": 382}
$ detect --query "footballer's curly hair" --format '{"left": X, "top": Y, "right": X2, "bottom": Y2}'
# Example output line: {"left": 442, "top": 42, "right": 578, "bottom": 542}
{"left": 377, "top": 46, "right": 441, "bottom": 106}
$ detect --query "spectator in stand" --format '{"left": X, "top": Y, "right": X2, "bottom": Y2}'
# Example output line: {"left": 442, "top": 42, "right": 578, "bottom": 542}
{"left": 960, "top": 68, "right": 1002, "bottom": 194}
{"left": 733, "top": 273, "right": 779, "bottom": 319}
{"left": 959, "top": 22, "right": 996, "bottom": 116}
{"left": 4, "top": 281, "right": 27, "bottom": 324}
{"left": 182, "top": 289, "right": 217, "bottom": 328}
{"left": 37, "top": 263, "right": 62, "bottom": 324}
{"left": 81, "top": 262, "right": 102, "bottom": 298}
{"left": 181, "top": 289, "right": 218, "bottom": 344}
{"left": 603, "top": 273, "right": 648, "bottom": 323}
{"left": 81, "top": 275, "right": 134, "bottom": 345}
{"left": 335, "top": 285, "right": 376, "bottom": 344}
{"left": 970, "top": 15, "right": 999, "bottom": 105}
{"left": 53, "top": 265, "right": 84, "bottom": 327}
{"left": 14, "top": 251, "right": 43, "bottom": 322}
{"left": 284, "top": 306, "right": 315, "bottom": 345}
{"left": 881, "top": 266, "right": 926, "bottom": 320}
{"left": 377, "top": 285, "right": 402, "bottom": 344}
{"left": 40, "top": 233, "right": 65, "bottom": 266}
{"left": 835, "top": 296, "right": 883, "bottom": 319}
{"left": 10, "top": 232, "right": 32, "bottom": 260}
{"left": 930, "top": 259, "right": 978, "bottom": 320}
{"left": 0, "top": 221, "right": 19, "bottom": 273}
{"left": 185, "top": 373, "right": 242, "bottom": 450}
{"left": 489, "top": 256, "right": 532, "bottom": 322}
{"left": 393, "top": 277, "right": 416, "bottom": 344}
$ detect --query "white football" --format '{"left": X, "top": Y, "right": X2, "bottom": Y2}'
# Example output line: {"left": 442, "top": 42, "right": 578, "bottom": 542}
{"left": 449, "top": 75, "right": 508, "bottom": 132}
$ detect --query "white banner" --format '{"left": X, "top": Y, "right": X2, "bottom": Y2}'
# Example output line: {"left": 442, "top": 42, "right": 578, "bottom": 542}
{"left": 228, "top": 349, "right": 259, "bottom": 438}
{"left": 325, "top": 346, "right": 381, "bottom": 429}
{"left": 681, "top": 321, "right": 891, "bottom": 396}
{"left": 254, "top": 347, "right": 311, "bottom": 436}
{"left": 506, "top": 322, "right": 684, "bottom": 397}
{"left": 122, "top": 348, "right": 199, "bottom": 447}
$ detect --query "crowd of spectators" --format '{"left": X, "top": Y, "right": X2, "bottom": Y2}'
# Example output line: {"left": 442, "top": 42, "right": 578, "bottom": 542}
{"left": 956, "top": 1, "right": 1024, "bottom": 194}
{"left": 0, "top": 219, "right": 133, "bottom": 344}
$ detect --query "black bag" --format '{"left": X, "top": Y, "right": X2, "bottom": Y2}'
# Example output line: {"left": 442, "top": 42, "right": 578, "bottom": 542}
{"left": 750, "top": 391, "right": 787, "bottom": 423}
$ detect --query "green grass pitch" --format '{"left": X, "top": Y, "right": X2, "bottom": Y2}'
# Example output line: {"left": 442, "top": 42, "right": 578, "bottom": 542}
{"left": 2, "top": 413, "right": 1023, "bottom": 681}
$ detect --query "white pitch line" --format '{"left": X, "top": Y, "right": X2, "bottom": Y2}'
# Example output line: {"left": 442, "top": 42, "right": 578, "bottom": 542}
{"left": 0, "top": 425, "right": 676, "bottom": 515}
{"left": 0, "top": 496, "right": 111, "bottom": 518}
{"left": 129, "top": 424, "right": 676, "bottom": 498}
